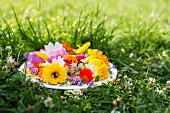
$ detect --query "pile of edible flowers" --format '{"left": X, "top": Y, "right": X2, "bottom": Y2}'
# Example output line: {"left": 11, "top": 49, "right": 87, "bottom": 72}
{"left": 23, "top": 42, "right": 116, "bottom": 86}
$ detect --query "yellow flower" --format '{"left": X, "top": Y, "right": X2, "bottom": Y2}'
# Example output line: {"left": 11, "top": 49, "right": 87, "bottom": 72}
{"left": 96, "top": 64, "right": 109, "bottom": 80}
{"left": 36, "top": 52, "right": 49, "bottom": 61}
{"left": 89, "top": 59, "right": 104, "bottom": 68}
{"left": 76, "top": 42, "right": 90, "bottom": 54}
{"left": 87, "top": 49, "right": 98, "bottom": 56}
{"left": 96, "top": 53, "right": 109, "bottom": 66}
{"left": 88, "top": 49, "right": 109, "bottom": 66}
{"left": 42, "top": 63, "right": 67, "bottom": 84}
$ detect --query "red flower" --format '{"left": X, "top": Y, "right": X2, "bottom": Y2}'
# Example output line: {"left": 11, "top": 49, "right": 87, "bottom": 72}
{"left": 79, "top": 69, "right": 94, "bottom": 83}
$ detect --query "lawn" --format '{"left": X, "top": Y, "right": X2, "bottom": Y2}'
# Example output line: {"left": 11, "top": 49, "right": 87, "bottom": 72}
{"left": 0, "top": 0, "right": 170, "bottom": 113}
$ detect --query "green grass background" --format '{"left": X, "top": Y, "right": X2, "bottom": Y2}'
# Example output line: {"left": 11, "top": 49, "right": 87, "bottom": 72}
{"left": 0, "top": 0, "right": 170, "bottom": 113}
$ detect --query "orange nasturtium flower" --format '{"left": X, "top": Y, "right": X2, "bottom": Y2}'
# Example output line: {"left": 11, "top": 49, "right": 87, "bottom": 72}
{"left": 64, "top": 55, "right": 78, "bottom": 68}
{"left": 61, "top": 42, "right": 74, "bottom": 53}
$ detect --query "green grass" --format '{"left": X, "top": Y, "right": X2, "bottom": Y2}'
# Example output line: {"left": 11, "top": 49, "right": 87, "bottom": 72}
{"left": 0, "top": 0, "right": 170, "bottom": 113}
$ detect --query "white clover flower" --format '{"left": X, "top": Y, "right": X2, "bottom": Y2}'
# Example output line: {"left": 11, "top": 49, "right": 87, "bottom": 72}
{"left": 121, "top": 48, "right": 125, "bottom": 54}
{"left": 166, "top": 80, "right": 170, "bottom": 85}
{"left": 166, "top": 80, "right": 170, "bottom": 89}
{"left": 162, "top": 50, "right": 167, "bottom": 57}
{"left": 2, "top": 66, "right": 8, "bottom": 70}
{"left": 130, "top": 63, "right": 135, "bottom": 66}
{"left": 71, "top": 89, "right": 83, "bottom": 96}
{"left": 7, "top": 56, "right": 15, "bottom": 64}
{"left": 129, "top": 53, "right": 134, "bottom": 58}
{"left": 148, "top": 77, "right": 156, "bottom": 86}
{"left": 44, "top": 97, "right": 54, "bottom": 108}
{"left": 148, "top": 77, "right": 156, "bottom": 83}
{"left": 5, "top": 46, "right": 11, "bottom": 50}
{"left": 158, "top": 90, "right": 164, "bottom": 95}
{"left": 111, "top": 110, "right": 120, "bottom": 113}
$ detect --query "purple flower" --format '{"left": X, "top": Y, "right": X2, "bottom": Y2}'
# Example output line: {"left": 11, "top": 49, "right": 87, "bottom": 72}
{"left": 87, "top": 81, "right": 94, "bottom": 86}
{"left": 30, "top": 67, "right": 39, "bottom": 75}
{"left": 77, "top": 80, "right": 83, "bottom": 86}
{"left": 66, "top": 76, "right": 81, "bottom": 85}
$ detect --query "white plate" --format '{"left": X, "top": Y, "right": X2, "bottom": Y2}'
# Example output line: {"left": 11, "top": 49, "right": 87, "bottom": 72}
{"left": 19, "top": 62, "right": 117, "bottom": 90}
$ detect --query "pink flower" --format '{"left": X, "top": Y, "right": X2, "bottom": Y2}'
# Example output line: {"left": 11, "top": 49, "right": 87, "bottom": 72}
{"left": 50, "top": 48, "right": 68, "bottom": 57}
{"left": 47, "top": 56, "right": 56, "bottom": 63}
{"left": 24, "top": 52, "right": 44, "bottom": 64}
{"left": 76, "top": 55, "right": 86, "bottom": 61}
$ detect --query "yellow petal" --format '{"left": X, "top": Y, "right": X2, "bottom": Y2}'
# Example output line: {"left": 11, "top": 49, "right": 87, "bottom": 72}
{"left": 36, "top": 52, "right": 49, "bottom": 61}
{"left": 89, "top": 59, "right": 104, "bottom": 68}
{"left": 76, "top": 42, "right": 91, "bottom": 54}
{"left": 87, "top": 49, "right": 98, "bottom": 56}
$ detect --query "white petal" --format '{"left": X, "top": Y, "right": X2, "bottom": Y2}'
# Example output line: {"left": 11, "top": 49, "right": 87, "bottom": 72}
{"left": 52, "top": 57, "right": 65, "bottom": 66}
{"left": 55, "top": 42, "right": 63, "bottom": 50}
{"left": 45, "top": 42, "right": 55, "bottom": 53}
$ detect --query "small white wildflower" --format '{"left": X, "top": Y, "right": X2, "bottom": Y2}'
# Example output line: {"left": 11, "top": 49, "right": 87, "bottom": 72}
{"left": 7, "top": 56, "right": 15, "bottom": 64}
{"left": 148, "top": 77, "right": 156, "bottom": 83}
{"left": 125, "top": 81, "right": 132, "bottom": 90}
{"left": 2, "top": 66, "right": 8, "bottom": 70}
{"left": 166, "top": 80, "right": 170, "bottom": 90}
{"left": 129, "top": 53, "right": 134, "bottom": 58}
{"left": 148, "top": 77, "right": 156, "bottom": 86}
{"left": 121, "top": 48, "right": 125, "bottom": 54}
{"left": 158, "top": 90, "right": 164, "bottom": 95}
{"left": 111, "top": 110, "right": 120, "bottom": 113}
{"left": 130, "top": 63, "right": 135, "bottom": 66}
{"left": 162, "top": 50, "right": 167, "bottom": 57}
{"left": 44, "top": 97, "right": 54, "bottom": 108}
{"left": 166, "top": 80, "right": 170, "bottom": 85}
{"left": 5, "top": 46, "right": 11, "bottom": 50}
{"left": 71, "top": 89, "right": 83, "bottom": 96}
